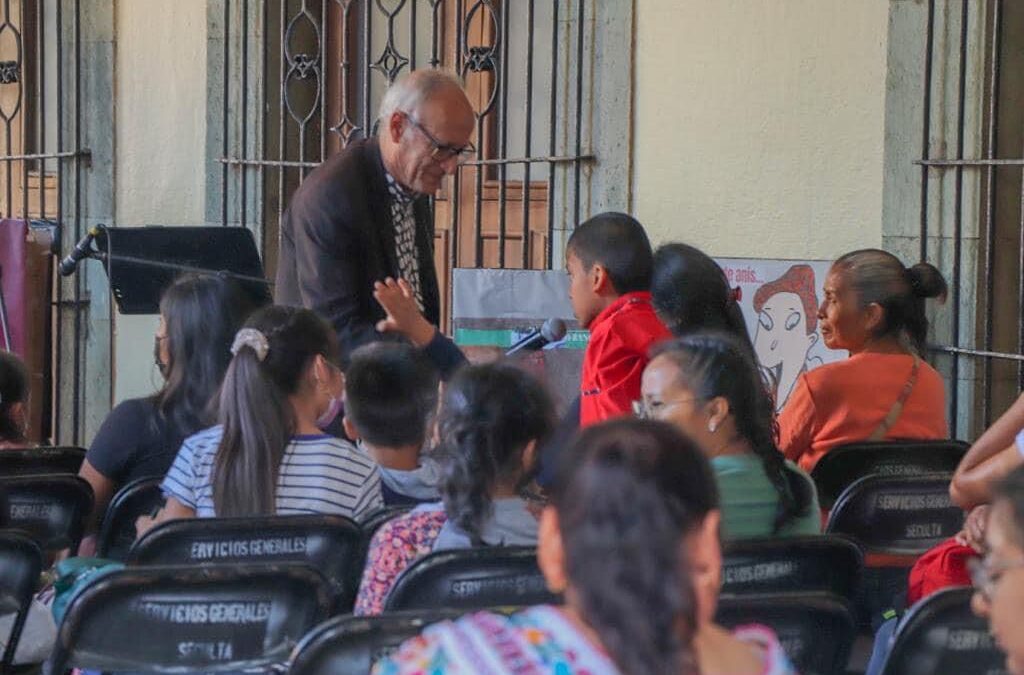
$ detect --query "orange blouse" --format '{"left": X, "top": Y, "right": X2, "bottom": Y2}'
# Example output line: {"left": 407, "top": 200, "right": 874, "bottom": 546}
{"left": 778, "top": 352, "right": 947, "bottom": 473}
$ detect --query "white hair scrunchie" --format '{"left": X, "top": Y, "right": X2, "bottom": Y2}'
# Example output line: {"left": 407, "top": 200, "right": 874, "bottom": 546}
{"left": 230, "top": 328, "right": 270, "bottom": 362}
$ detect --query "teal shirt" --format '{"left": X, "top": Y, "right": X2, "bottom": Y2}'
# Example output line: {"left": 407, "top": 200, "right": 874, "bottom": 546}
{"left": 712, "top": 454, "right": 821, "bottom": 540}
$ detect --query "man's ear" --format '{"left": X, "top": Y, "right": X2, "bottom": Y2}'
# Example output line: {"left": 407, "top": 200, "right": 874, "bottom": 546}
{"left": 342, "top": 415, "right": 360, "bottom": 442}
{"left": 386, "top": 111, "right": 407, "bottom": 144}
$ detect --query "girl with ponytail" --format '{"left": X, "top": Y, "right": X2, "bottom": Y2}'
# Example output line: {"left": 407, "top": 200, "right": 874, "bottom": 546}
{"left": 778, "top": 248, "right": 948, "bottom": 472}
{"left": 641, "top": 331, "right": 820, "bottom": 539}
{"left": 354, "top": 362, "right": 554, "bottom": 615}
{"left": 137, "top": 306, "right": 382, "bottom": 534}
{"left": 375, "top": 419, "right": 797, "bottom": 675}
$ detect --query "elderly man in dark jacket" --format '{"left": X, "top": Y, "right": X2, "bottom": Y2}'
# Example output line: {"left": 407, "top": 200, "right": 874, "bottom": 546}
{"left": 275, "top": 69, "right": 475, "bottom": 360}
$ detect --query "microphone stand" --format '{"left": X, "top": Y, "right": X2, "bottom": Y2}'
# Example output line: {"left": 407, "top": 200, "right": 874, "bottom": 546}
{"left": 91, "top": 251, "right": 273, "bottom": 288}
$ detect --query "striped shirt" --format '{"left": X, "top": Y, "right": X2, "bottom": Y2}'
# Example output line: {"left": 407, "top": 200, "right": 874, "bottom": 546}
{"left": 162, "top": 426, "right": 383, "bottom": 520}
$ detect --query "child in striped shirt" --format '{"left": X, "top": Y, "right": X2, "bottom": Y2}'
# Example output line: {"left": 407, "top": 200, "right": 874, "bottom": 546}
{"left": 137, "top": 305, "right": 382, "bottom": 534}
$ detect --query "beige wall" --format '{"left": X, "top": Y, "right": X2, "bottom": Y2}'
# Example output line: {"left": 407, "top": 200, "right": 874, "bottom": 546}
{"left": 113, "top": 0, "right": 208, "bottom": 403}
{"left": 633, "top": 0, "right": 889, "bottom": 259}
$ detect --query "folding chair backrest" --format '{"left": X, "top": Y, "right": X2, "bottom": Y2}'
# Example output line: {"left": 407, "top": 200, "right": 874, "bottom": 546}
{"left": 0, "top": 447, "right": 86, "bottom": 478}
{"left": 811, "top": 439, "right": 968, "bottom": 508}
{"left": 290, "top": 610, "right": 463, "bottom": 675}
{"left": 880, "top": 587, "right": 1008, "bottom": 675}
{"left": 0, "top": 474, "right": 93, "bottom": 553}
{"left": 0, "top": 530, "right": 43, "bottom": 672}
{"left": 384, "top": 546, "right": 558, "bottom": 612}
{"left": 716, "top": 592, "right": 857, "bottom": 675}
{"left": 722, "top": 535, "right": 862, "bottom": 601}
{"left": 95, "top": 475, "right": 164, "bottom": 560}
{"left": 127, "top": 514, "right": 364, "bottom": 611}
{"left": 825, "top": 473, "right": 964, "bottom": 555}
{"left": 46, "top": 563, "right": 332, "bottom": 674}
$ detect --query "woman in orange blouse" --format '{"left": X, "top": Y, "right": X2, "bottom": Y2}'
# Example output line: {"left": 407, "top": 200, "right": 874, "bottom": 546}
{"left": 779, "top": 249, "right": 948, "bottom": 473}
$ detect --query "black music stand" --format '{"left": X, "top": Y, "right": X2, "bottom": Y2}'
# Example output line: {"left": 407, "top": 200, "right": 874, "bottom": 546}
{"left": 95, "top": 226, "right": 272, "bottom": 314}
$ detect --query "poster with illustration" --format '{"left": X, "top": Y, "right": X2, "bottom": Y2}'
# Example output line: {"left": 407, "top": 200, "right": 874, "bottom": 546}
{"left": 715, "top": 258, "right": 848, "bottom": 411}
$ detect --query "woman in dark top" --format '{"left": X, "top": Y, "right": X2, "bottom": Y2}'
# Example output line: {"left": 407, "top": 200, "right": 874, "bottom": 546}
{"left": 79, "top": 274, "right": 257, "bottom": 534}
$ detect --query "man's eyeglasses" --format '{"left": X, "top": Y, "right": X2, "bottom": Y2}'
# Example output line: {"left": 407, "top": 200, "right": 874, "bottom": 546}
{"left": 968, "top": 555, "right": 1024, "bottom": 602}
{"left": 404, "top": 114, "right": 476, "bottom": 163}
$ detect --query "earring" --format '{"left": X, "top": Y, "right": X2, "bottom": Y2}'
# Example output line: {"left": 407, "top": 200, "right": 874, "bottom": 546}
{"left": 708, "top": 421, "right": 717, "bottom": 433}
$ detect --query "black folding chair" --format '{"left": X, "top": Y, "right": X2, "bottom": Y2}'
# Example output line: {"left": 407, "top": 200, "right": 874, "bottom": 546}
{"left": 879, "top": 587, "right": 1007, "bottom": 675}
{"left": 128, "top": 514, "right": 365, "bottom": 612}
{"left": 811, "top": 439, "right": 968, "bottom": 509}
{"left": 384, "top": 546, "right": 559, "bottom": 612}
{"left": 716, "top": 592, "right": 857, "bottom": 675}
{"left": 0, "top": 447, "right": 85, "bottom": 478}
{"left": 0, "top": 475, "right": 93, "bottom": 553}
{"left": 359, "top": 505, "right": 413, "bottom": 543}
{"left": 825, "top": 473, "right": 965, "bottom": 624}
{"left": 94, "top": 475, "right": 163, "bottom": 560}
{"left": 44, "top": 563, "right": 332, "bottom": 674}
{"left": 826, "top": 473, "right": 964, "bottom": 555}
{"left": 290, "top": 610, "right": 463, "bottom": 675}
{"left": 721, "top": 534, "right": 863, "bottom": 602}
{"left": 0, "top": 531, "right": 43, "bottom": 674}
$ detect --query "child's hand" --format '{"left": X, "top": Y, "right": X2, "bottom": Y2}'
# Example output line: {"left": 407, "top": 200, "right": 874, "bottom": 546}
{"left": 955, "top": 504, "right": 989, "bottom": 553}
{"left": 374, "top": 277, "right": 438, "bottom": 347}
{"left": 135, "top": 513, "right": 156, "bottom": 537}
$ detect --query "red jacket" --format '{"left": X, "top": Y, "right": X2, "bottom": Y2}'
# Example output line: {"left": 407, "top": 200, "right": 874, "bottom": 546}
{"left": 580, "top": 292, "right": 672, "bottom": 427}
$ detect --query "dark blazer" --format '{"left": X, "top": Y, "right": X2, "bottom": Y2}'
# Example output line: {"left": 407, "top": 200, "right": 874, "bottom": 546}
{"left": 275, "top": 138, "right": 440, "bottom": 360}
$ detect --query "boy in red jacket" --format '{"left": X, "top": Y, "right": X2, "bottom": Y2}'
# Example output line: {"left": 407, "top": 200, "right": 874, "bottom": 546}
{"left": 566, "top": 213, "right": 671, "bottom": 426}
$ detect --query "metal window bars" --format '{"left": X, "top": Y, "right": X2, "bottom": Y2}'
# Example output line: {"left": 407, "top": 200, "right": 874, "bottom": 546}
{"left": 913, "top": 0, "right": 1024, "bottom": 438}
{"left": 0, "top": 0, "right": 89, "bottom": 444}
{"left": 217, "top": 0, "right": 595, "bottom": 328}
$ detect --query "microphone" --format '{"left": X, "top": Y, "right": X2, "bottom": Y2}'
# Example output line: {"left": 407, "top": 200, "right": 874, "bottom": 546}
{"left": 506, "top": 318, "right": 568, "bottom": 356}
{"left": 58, "top": 226, "right": 103, "bottom": 277}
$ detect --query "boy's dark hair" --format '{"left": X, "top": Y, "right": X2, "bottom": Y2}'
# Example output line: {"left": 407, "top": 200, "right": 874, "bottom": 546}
{"left": 566, "top": 212, "right": 654, "bottom": 294}
{"left": 345, "top": 342, "right": 440, "bottom": 448}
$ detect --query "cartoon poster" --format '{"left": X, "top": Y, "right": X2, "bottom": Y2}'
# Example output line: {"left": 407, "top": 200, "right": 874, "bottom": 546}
{"left": 715, "top": 258, "right": 848, "bottom": 411}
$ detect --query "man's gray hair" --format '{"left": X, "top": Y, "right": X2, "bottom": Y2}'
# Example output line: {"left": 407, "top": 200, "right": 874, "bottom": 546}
{"left": 377, "top": 69, "right": 466, "bottom": 122}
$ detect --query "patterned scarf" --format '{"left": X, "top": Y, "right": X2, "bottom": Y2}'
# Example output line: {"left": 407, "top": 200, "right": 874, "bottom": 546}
{"left": 384, "top": 172, "right": 424, "bottom": 310}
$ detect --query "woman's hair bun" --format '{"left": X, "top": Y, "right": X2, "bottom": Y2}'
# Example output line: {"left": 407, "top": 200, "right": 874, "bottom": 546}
{"left": 906, "top": 262, "right": 948, "bottom": 302}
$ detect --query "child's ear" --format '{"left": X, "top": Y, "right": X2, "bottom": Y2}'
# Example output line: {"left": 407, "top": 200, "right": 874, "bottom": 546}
{"left": 342, "top": 415, "right": 360, "bottom": 441}
{"left": 522, "top": 439, "right": 539, "bottom": 474}
{"left": 591, "top": 263, "right": 611, "bottom": 294}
